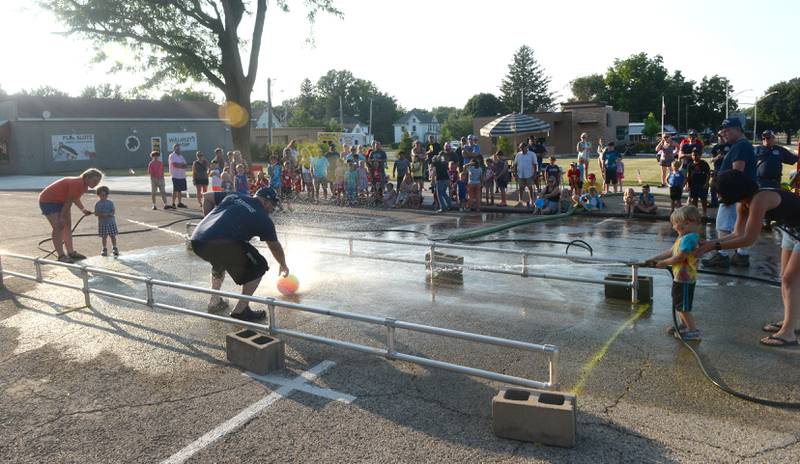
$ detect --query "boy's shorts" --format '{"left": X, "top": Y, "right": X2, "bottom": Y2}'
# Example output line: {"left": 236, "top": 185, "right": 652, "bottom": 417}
{"left": 151, "top": 177, "right": 166, "bottom": 191}
{"left": 689, "top": 185, "right": 708, "bottom": 200}
{"left": 604, "top": 168, "right": 618, "bottom": 184}
{"left": 669, "top": 186, "right": 683, "bottom": 201}
{"left": 671, "top": 281, "right": 695, "bottom": 312}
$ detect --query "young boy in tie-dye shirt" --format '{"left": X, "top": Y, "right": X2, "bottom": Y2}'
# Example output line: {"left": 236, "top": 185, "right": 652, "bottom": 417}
{"left": 648, "top": 206, "right": 703, "bottom": 341}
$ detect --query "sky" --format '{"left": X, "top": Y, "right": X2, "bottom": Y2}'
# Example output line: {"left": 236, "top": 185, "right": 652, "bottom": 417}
{"left": 1, "top": 0, "right": 798, "bottom": 111}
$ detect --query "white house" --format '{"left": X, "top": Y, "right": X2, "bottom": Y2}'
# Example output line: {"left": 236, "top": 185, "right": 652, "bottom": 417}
{"left": 628, "top": 122, "right": 677, "bottom": 142}
{"left": 393, "top": 109, "right": 440, "bottom": 143}
{"left": 255, "top": 109, "right": 283, "bottom": 129}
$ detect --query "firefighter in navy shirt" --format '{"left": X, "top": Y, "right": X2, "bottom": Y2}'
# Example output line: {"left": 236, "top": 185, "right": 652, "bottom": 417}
{"left": 755, "top": 130, "right": 798, "bottom": 189}
{"left": 192, "top": 187, "right": 289, "bottom": 321}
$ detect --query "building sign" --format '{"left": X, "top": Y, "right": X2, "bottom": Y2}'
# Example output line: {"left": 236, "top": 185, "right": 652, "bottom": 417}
{"left": 125, "top": 135, "right": 141, "bottom": 152}
{"left": 166, "top": 132, "right": 198, "bottom": 151}
{"left": 151, "top": 137, "right": 161, "bottom": 155}
{"left": 51, "top": 134, "right": 96, "bottom": 161}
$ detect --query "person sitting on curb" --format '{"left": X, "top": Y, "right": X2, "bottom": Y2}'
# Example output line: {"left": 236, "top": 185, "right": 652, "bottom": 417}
{"left": 634, "top": 184, "right": 658, "bottom": 215}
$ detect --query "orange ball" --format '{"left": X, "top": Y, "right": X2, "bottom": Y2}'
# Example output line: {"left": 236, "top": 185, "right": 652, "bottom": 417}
{"left": 277, "top": 274, "right": 299, "bottom": 295}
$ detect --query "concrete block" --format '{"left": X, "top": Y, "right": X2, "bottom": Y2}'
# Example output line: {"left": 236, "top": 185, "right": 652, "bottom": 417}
{"left": 604, "top": 273, "right": 653, "bottom": 302}
{"left": 225, "top": 329, "right": 285, "bottom": 375}
{"left": 425, "top": 251, "right": 463, "bottom": 283}
{"left": 492, "top": 389, "right": 577, "bottom": 448}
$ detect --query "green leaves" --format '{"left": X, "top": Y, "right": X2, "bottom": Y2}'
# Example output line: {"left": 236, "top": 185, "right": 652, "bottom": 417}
{"left": 500, "top": 45, "right": 554, "bottom": 113}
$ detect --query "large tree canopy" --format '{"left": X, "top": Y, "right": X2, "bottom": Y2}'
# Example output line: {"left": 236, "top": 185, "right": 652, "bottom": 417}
{"left": 40, "top": 0, "right": 341, "bottom": 157}
{"left": 463, "top": 93, "right": 506, "bottom": 117}
{"left": 758, "top": 78, "right": 800, "bottom": 144}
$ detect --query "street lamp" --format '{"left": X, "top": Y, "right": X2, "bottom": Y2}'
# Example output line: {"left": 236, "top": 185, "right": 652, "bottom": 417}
{"left": 753, "top": 91, "right": 778, "bottom": 141}
{"left": 677, "top": 95, "right": 691, "bottom": 133}
{"left": 726, "top": 88, "right": 751, "bottom": 118}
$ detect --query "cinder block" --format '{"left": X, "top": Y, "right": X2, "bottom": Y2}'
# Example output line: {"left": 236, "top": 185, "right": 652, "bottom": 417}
{"left": 425, "top": 251, "right": 464, "bottom": 283}
{"left": 492, "top": 389, "right": 577, "bottom": 448}
{"left": 225, "top": 329, "right": 285, "bottom": 375}
{"left": 604, "top": 273, "right": 653, "bottom": 301}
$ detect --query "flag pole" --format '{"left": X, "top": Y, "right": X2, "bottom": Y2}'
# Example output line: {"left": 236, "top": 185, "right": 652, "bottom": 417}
{"left": 660, "top": 95, "right": 665, "bottom": 136}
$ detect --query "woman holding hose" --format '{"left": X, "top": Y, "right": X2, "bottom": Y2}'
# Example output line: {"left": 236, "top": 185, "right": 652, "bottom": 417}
{"left": 698, "top": 170, "right": 800, "bottom": 347}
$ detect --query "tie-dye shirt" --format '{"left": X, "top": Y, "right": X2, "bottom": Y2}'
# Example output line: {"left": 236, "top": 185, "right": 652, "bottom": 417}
{"left": 671, "top": 232, "right": 700, "bottom": 283}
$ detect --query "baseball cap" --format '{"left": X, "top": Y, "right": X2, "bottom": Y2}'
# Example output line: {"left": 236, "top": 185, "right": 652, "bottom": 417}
{"left": 254, "top": 186, "right": 280, "bottom": 203}
{"left": 761, "top": 130, "right": 775, "bottom": 139}
{"left": 719, "top": 118, "right": 743, "bottom": 130}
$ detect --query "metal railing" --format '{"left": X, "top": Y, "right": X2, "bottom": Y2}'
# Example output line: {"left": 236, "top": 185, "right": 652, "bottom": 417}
{"left": 185, "top": 223, "right": 642, "bottom": 303}
{"left": 0, "top": 253, "right": 560, "bottom": 391}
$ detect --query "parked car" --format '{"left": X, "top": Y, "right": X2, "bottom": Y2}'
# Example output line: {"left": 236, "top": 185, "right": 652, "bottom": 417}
{"left": 450, "top": 140, "right": 461, "bottom": 150}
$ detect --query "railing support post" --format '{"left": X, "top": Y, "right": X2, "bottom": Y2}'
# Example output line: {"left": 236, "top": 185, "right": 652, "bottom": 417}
{"left": 546, "top": 345, "right": 560, "bottom": 391}
{"left": 631, "top": 264, "right": 639, "bottom": 303}
{"left": 521, "top": 254, "right": 529, "bottom": 277}
{"left": 347, "top": 238, "right": 353, "bottom": 257}
{"left": 145, "top": 278, "right": 154, "bottom": 307}
{"left": 81, "top": 266, "right": 91, "bottom": 308}
{"left": 268, "top": 303, "right": 276, "bottom": 335}
{"left": 385, "top": 317, "right": 397, "bottom": 358}
{"left": 34, "top": 258, "right": 43, "bottom": 283}
{"left": 0, "top": 255, "right": 4, "bottom": 289}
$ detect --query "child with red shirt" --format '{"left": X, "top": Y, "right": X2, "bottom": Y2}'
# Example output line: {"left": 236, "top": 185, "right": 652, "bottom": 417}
{"left": 148, "top": 151, "right": 169, "bottom": 210}
{"left": 567, "top": 162, "right": 583, "bottom": 196}
{"left": 281, "top": 161, "right": 294, "bottom": 199}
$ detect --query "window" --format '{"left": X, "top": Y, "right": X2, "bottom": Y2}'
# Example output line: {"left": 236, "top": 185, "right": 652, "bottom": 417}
{"left": 412, "top": 125, "right": 416, "bottom": 132}
{"left": 606, "top": 113, "right": 611, "bottom": 127}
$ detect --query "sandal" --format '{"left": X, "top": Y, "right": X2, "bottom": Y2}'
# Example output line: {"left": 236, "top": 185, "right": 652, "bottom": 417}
{"left": 760, "top": 335, "right": 799, "bottom": 347}
{"left": 762, "top": 321, "right": 800, "bottom": 335}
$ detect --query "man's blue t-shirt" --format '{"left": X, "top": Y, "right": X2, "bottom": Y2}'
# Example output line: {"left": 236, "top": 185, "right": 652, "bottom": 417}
{"left": 602, "top": 151, "right": 620, "bottom": 169}
{"left": 192, "top": 194, "right": 277, "bottom": 243}
{"left": 720, "top": 138, "right": 756, "bottom": 181}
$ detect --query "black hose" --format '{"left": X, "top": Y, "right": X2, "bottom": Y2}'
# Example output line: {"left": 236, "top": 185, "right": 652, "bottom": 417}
{"left": 38, "top": 214, "right": 199, "bottom": 259}
{"left": 640, "top": 263, "right": 800, "bottom": 409}
{"left": 461, "top": 238, "right": 594, "bottom": 255}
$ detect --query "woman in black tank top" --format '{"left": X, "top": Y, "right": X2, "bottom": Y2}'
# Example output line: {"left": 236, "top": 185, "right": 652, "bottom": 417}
{"left": 698, "top": 170, "right": 800, "bottom": 347}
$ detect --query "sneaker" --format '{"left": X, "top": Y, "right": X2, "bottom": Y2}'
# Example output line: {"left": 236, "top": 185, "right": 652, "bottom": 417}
{"left": 57, "top": 255, "right": 74, "bottom": 264}
{"left": 169, "top": 204, "right": 177, "bottom": 209}
{"left": 702, "top": 253, "right": 730, "bottom": 268}
{"left": 151, "top": 205, "right": 158, "bottom": 210}
{"left": 680, "top": 330, "right": 702, "bottom": 341}
{"left": 207, "top": 298, "right": 230, "bottom": 313}
{"left": 177, "top": 203, "right": 188, "bottom": 208}
{"left": 730, "top": 252, "right": 750, "bottom": 268}
{"left": 68, "top": 251, "right": 87, "bottom": 260}
{"left": 112, "top": 247, "right": 119, "bottom": 256}
{"left": 100, "top": 248, "right": 108, "bottom": 257}
{"left": 666, "top": 324, "right": 687, "bottom": 336}
{"left": 164, "top": 205, "right": 172, "bottom": 210}
{"left": 229, "top": 306, "right": 266, "bottom": 322}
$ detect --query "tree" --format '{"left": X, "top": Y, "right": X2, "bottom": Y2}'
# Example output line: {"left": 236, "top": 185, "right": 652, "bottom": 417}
{"left": 569, "top": 74, "right": 606, "bottom": 102}
{"left": 431, "top": 106, "right": 460, "bottom": 123}
{"left": 41, "top": 0, "right": 341, "bottom": 159}
{"left": 643, "top": 112, "right": 660, "bottom": 139}
{"left": 693, "top": 75, "right": 735, "bottom": 132}
{"left": 441, "top": 114, "right": 473, "bottom": 142}
{"left": 496, "top": 136, "right": 514, "bottom": 158}
{"left": 20, "top": 86, "right": 70, "bottom": 97}
{"left": 500, "top": 45, "right": 554, "bottom": 113}
{"left": 759, "top": 78, "right": 800, "bottom": 144}
{"left": 160, "top": 88, "right": 217, "bottom": 102}
{"left": 603, "top": 53, "right": 670, "bottom": 122}
{"left": 80, "top": 84, "right": 123, "bottom": 99}
{"left": 463, "top": 93, "right": 506, "bottom": 117}
{"left": 398, "top": 130, "right": 413, "bottom": 155}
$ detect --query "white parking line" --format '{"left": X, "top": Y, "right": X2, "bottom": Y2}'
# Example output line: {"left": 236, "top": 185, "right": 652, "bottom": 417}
{"left": 161, "top": 360, "right": 347, "bottom": 464}
{"left": 244, "top": 370, "right": 356, "bottom": 403}
{"left": 126, "top": 219, "right": 187, "bottom": 239}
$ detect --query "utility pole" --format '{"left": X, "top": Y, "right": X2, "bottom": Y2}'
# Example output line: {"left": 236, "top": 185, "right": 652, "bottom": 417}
{"left": 520, "top": 90, "right": 524, "bottom": 114}
{"left": 267, "top": 78, "right": 273, "bottom": 145}
{"left": 368, "top": 98, "right": 373, "bottom": 144}
{"left": 339, "top": 96, "right": 344, "bottom": 128}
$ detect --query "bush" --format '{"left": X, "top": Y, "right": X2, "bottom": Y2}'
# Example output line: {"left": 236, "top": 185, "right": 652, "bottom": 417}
{"left": 398, "top": 130, "right": 413, "bottom": 156}
{"left": 496, "top": 136, "right": 515, "bottom": 158}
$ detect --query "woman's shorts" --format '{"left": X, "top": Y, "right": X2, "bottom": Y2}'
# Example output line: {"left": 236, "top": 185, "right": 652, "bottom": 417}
{"left": 39, "top": 202, "right": 64, "bottom": 215}
{"left": 191, "top": 240, "right": 268, "bottom": 285}
{"left": 193, "top": 177, "right": 209, "bottom": 186}
{"left": 172, "top": 178, "right": 187, "bottom": 192}
{"left": 669, "top": 186, "right": 683, "bottom": 201}
{"left": 780, "top": 228, "right": 800, "bottom": 253}
{"left": 314, "top": 176, "right": 327, "bottom": 185}
{"left": 546, "top": 200, "right": 559, "bottom": 211}
{"left": 659, "top": 160, "right": 672, "bottom": 167}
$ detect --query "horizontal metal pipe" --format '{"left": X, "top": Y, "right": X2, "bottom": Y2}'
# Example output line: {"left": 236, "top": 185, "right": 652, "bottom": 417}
{"left": 272, "top": 327, "right": 387, "bottom": 357}
{"left": 39, "top": 278, "right": 84, "bottom": 292}
{"left": 393, "top": 320, "right": 555, "bottom": 354}
{"left": 2, "top": 270, "right": 36, "bottom": 281}
{"left": 89, "top": 288, "right": 148, "bottom": 306}
{"left": 391, "top": 352, "right": 551, "bottom": 390}
{"left": 152, "top": 302, "right": 270, "bottom": 332}
{"left": 84, "top": 266, "right": 151, "bottom": 283}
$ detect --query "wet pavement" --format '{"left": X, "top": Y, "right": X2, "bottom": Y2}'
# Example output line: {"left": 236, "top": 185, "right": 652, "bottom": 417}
{"left": 1, "top": 192, "right": 799, "bottom": 463}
